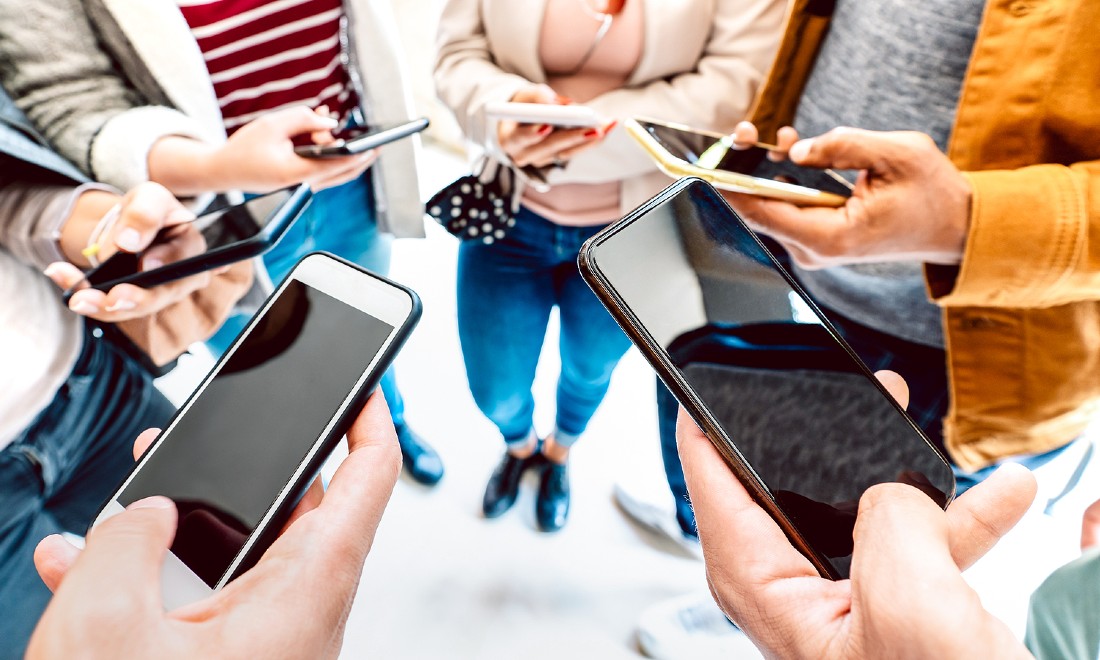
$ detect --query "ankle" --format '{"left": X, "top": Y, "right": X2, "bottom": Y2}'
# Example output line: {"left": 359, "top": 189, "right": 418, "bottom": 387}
{"left": 542, "top": 434, "right": 570, "bottom": 465}
{"left": 505, "top": 430, "right": 538, "bottom": 459}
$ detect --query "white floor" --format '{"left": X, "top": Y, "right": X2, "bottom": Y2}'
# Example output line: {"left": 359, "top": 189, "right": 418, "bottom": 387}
{"left": 156, "top": 142, "right": 1100, "bottom": 659}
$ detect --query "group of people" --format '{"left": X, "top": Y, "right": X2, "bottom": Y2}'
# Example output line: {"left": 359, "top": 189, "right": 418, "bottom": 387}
{"left": 1, "top": 0, "right": 1098, "bottom": 658}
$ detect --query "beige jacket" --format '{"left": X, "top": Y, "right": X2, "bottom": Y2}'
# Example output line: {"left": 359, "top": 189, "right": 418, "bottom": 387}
{"left": 434, "top": 0, "right": 786, "bottom": 217}
{"left": 0, "top": 0, "right": 424, "bottom": 237}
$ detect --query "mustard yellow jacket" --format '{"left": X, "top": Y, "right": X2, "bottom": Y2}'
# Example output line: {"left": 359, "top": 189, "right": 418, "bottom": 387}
{"left": 749, "top": 0, "right": 1100, "bottom": 470}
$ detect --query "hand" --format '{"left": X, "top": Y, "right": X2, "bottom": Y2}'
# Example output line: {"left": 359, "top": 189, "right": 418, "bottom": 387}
{"left": 496, "top": 85, "right": 613, "bottom": 168}
{"left": 1082, "top": 498, "right": 1100, "bottom": 551}
{"left": 47, "top": 183, "right": 220, "bottom": 323}
{"left": 678, "top": 371, "right": 1037, "bottom": 659}
{"left": 722, "top": 125, "right": 972, "bottom": 269}
{"left": 149, "top": 106, "right": 377, "bottom": 196}
{"left": 28, "top": 392, "right": 401, "bottom": 659}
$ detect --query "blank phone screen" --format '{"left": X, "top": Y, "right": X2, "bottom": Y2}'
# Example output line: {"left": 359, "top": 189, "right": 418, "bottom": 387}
{"left": 587, "top": 181, "right": 953, "bottom": 577}
{"left": 118, "top": 279, "right": 394, "bottom": 587}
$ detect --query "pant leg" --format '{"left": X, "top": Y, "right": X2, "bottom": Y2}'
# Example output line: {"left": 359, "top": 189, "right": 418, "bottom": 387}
{"left": 0, "top": 329, "right": 173, "bottom": 658}
{"left": 457, "top": 207, "right": 558, "bottom": 446}
{"left": 552, "top": 236, "right": 632, "bottom": 445}
{"left": 656, "top": 379, "right": 697, "bottom": 537}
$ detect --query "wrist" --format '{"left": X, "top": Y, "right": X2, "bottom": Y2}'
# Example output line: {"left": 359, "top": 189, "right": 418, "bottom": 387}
{"left": 148, "top": 136, "right": 222, "bottom": 197}
{"left": 58, "top": 188, "right": 123, "bottom": 267}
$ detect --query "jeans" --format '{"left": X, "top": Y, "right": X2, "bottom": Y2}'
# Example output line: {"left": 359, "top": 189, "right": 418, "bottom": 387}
{"left": 0, "top": 326, "right": 174, "bottom": 659}
{"left": 205, "top": 174, "right": 407, "bottom": 429}
{"left": 457, "top": 206, "right": 631, "bottom": 448}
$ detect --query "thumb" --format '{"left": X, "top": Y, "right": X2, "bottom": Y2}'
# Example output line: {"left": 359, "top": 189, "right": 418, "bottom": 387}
{"left": 787, "top": 127, "right": 904, "bottom": 172}
{"left": 263, "top": 106, "right": 339, "bottom": 138}
{"left": 58, "top": 497, "right": 178, "bottom": 610}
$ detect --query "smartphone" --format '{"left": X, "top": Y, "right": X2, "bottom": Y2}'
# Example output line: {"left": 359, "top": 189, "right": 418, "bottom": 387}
{"left": 87, "top": 252, "right": 421, "bottom": 608}
{"left": 67, "top": 184, "right": 312, "bottom": 300}
{"left": 626, "top": 118, "right": 851, "bottom": 207}
{"left": 484, "top": 101, "right": 606, "bottom": 128}
{"left": 294, "top": 117, "right": 429, "bottom": 158}
{"left": 578, "top": 178, "right": 955, "bottom": 579}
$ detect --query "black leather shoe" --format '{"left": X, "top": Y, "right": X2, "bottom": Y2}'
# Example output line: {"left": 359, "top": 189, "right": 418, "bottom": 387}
{"left": 483, "top": 450, "right": 540, "bottom": 518}
{"left": 536, "top": 461, "right": 570, "bottom": 532}
{"left": 396, "top": 425, "right": 444, "bottom": 486}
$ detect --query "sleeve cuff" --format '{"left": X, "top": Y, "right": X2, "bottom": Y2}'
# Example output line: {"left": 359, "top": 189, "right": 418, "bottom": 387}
{"left": 89, "top": 106, "right": 215, "bottom": 192}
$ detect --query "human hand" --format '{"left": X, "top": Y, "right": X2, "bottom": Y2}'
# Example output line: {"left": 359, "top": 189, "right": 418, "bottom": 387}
{"left": 722, "top": 125, "right": 972, "bottom": 269}
{"left": 47, "top": 182, "right": 221, "bottom": 323}
{"left": 28, "top": 392, "right": 401, "bottom": 659}
{"left": 1082, "top": 498, "right": 1100, "bottom": 551}
{"left": 496, "top": 85, "right": 614, "bottom": 168}
{"left": 150, "top": 106, "right": 376, "bottom": 196}
{"left": 678, "top": 369, "right": 1037, "bottom": 659}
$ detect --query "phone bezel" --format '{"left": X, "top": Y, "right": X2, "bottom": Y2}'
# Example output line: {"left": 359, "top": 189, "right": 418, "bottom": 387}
{"left": 70, "top": 184, "right": 312, "bottom": 299}
{"left": 578, "top": 178, "right": 955, "bottom": 579}
{"left": 88, "top": 251, "right": 421, "bottom": 591}
{"left": 293, "top": 116, "right": 429, "bottom": 158}
{"left": 626, "top": 118, "right": 849, "bottom": 208}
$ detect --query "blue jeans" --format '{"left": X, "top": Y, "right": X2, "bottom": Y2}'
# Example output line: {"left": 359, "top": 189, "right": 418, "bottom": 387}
{"left": 0, "top": 326, "right": 174, "bottom": 659}
{"left": 457, "top": 206, "right": 631, "bottom": 448}
{"left": 205, "top": 174, "right": 406, "bottom": 428}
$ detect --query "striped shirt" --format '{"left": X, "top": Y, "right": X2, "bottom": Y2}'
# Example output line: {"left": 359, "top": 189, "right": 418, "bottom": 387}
{"left": 177, "top": 0, "right": 359, "bottom": 133}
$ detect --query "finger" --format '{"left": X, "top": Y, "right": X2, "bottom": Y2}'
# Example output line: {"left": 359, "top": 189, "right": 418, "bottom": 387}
{"left": 111, "top": 183, "right": 195, "bottom": 253}
{"left": 514, "top": 127, "right": 600, "bottom": 167}
{"left": 141, "top": 224, "right": 207, "bottom": 272}
{"left": 945, "top": 463, "right": 1036, "bottom": 570}
{"left": 264, "top": 105, "right": 339, "bottom": 137}
{"left": 731, "top": 121, "right": 759, "bottom": 149}
{"left": 44, "top": 262, "right": 89, "bottom": 291}
{"left": 677, "top": 405, "right": 819, "bottom": 616}
{"left": 34, "top": 534, "right": 83, "bottom": 593}
{"left": 62, "top": 497, "right": 178, "bottom": 612}
{"left": 787, "top": 127, "right": 919, "bottom": 173}
{"left": 874, "top": 370, "right": 909, "bottom": 409}
{"left": 736, "top": 198, "right": 855, "bottom": 263}
{"left": 768, "top": 126, "right": 800, "bottom": 162}
{"left": 132, "top": 428, "right": 161, "bottom": 461}
{"left": 501, "top": 122, "right": 553, "bottom": 156}
{"left": 553, "top": 132, "right": 609, "bottom": 161}
{"left": 309, "top": 153, "right": 376, "bottom": 190}
{"left": 510, "top": 84, "right": 558, "bottom": 105}
{"left": 1083, "top": 498, "right": 1100, "bottom": 551}
{"left": 282, "top": 477, "right": 325, "bottom": 531}
{"left": 66, "top": 288, "right": 108, "bottom": 317}
{"left": 93, "top": 272, "right": 210, "bottom": 321}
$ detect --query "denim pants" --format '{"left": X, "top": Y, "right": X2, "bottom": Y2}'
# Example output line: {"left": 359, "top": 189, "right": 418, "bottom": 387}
{"left": 457, "top": 206, "right": 631, "bottom": 448}
{"left": 0, "top": 326, "right": 174, "bottom": 659}
{"left": 205, "top": 174, "right": 407, "bottom": 429}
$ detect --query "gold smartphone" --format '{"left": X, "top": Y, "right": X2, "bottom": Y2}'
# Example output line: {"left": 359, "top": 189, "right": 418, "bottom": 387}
{"left": 626, "top": 118, "right": 850, "bottom": 207}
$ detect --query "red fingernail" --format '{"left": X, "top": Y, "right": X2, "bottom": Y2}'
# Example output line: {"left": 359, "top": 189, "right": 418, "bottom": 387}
{"left": 584, "top": 129, "right": 600, "bottom": 138}
{"left": 538, "top": 124, "right": 552, "bottom": 135}
{"left": 605, "top": 120, "right": 618, "bottom": 132}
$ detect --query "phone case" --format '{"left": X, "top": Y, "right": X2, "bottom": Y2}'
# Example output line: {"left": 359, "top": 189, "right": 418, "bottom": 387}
{"left": 577, "top": 178, "right": 953, "bottom": 579}
{"left": 70, "top": 184, "right": 313, "bottom": 299}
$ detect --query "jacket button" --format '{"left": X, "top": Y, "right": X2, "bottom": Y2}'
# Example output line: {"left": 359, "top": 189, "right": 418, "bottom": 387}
{"left": 960, "top": 315, "right": 998, "bottom": 330}
{"left": 1009, "top": 0, "right": 1036, "bottom": 16}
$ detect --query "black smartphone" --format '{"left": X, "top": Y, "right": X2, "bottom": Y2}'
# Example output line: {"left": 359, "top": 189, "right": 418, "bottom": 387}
{"left": 88, "top": 252, "right": 421, "bottom": 608}
{"left": 294, "top": 117, "right": 429, "bottom": 158}
{"left": 578, "top": 178, "right": 955, "bottom": 579}
{"left": 67, "top": 184, "right": 312, "bottom": 300}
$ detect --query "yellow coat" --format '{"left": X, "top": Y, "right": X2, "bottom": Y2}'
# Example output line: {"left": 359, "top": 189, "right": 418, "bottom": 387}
{"left": 750, "top": 0, "right": 1100, "bottom": 470}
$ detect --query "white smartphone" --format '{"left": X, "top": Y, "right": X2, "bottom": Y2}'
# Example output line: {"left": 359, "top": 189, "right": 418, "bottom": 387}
{"left": 485, "top": 101, "right": 606, "bottom": 128}
{"left": 87, "top": 252, "right": 421, "bottom": 609}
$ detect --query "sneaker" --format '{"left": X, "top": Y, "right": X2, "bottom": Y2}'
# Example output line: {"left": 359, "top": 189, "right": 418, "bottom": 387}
{"left": 636, "top": 593, "right": 763, "bottom": 660}
{"left": 613, "top": 484, "right": 703, "bottom": 560}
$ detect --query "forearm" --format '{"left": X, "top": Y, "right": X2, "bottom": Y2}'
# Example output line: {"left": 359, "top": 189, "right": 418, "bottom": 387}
{"left": 0, "top": 183, "right": 117, "bottom": 270}
{"left": 147, "top": 136, "right": 224, "bottom": 198}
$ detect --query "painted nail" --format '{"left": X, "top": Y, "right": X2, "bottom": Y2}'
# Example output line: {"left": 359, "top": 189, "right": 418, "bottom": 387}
{"left": 106, "top": 299, "right": 137, "bottom": 313}
{"left": 71, "top": 300, "right": 99, "bottom": 315}
{"left": 584, "top": 129, "right": 600, "bottom": 138}
{"left": 128, "top": 496, "right": 173, "bottom": 510}
{"left": 538, "top": 124, "right": 552, "bottom": 135}
{"left": 115, "top": 228, "right": 143, "bottom": 252}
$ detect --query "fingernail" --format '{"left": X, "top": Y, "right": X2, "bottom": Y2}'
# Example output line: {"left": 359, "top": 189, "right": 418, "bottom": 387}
{"left": 44, "top": 263, "right": 66, "bottom": 279}
{"left": 605, "top": 120, "right": 618, "bottom": 132}
{"left": 105, "top": 299, "right": 137, "bottom": 312}
{"left": 142, "top": 258, "right": 163, "bottom": 271}
{"left": 128, "top": 496, "right": 173, "bottom": 510}
{"left": 556, "top": 95, "right": 574, "bottom": 104}
{"left": 115, "top": 228, "right": 143, "bottom": 252}
{"left": 71, "top": 300, "right": 99, "bottom": 315}
{"left": 584, "top": 129, "right": 600, "bottom": 138}
{"left": 538, "top": 124, "right": 552, "bottom": 135}
{"left": 789, "top": 139, "right": 813, "bottom": 162}
{"left": 167, "top": 209, "right": 197, "bottom": 224}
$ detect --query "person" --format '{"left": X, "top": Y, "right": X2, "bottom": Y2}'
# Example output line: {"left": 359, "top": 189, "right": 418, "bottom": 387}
{"left": 24, "top": 392, "right": 400, "bottom": 659}
{"left": 434, "top": 0, "right": 785, "bottom": 532}
{"left": 0, "top": 86, "right": 251, "bottom": 658}
{"left": 678, "top": 387, "right": 1042, "bottom": 658}
{"left": 0, "top": 0, "right": 445, "bottom": 486}
{"left": 635, "top": 0, "right": 1100, "bottom": 651}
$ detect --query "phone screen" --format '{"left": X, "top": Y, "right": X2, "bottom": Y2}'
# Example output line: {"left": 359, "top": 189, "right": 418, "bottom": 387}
{"left": 116, "top": 278, "right": 394, "bottom": 587}
{"left": 636, "top": 120, "right": 853, "bottom": 198}
{"left": 586, "top": 181, "right": 953, "bottom": 577}
{"left": 83, "top": 187, "right": 297, "bottom": 290}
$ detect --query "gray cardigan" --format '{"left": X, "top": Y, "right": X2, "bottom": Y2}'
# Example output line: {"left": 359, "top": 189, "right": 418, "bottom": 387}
{"left": 0, "top": 0, "right": 425, "bottom": 238}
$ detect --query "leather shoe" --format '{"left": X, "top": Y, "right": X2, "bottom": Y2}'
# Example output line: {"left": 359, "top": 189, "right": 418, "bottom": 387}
{"left": 536, "top": 461, "right": 570, "bottom": 532}
{"left": 483, "top": 450, "right": 540, "bottom": 518}
{"left": 396, "top": 424, "right": 444, "bottom": 486}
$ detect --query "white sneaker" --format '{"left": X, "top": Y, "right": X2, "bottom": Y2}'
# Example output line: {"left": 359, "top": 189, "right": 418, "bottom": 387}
{"left": 613, "top": 483, "right": 703, "bottom": 560}
{"left": 636, "top": 593, "right": 763, "bottom": 660}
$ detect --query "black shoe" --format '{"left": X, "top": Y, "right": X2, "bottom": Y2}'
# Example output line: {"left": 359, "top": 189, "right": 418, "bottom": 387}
{"left": 483, "top": 450, "right": 540, "bottom": 518}
{"left": 396, "top": 425, "right": 444, "bottom": 486}
{"left": 536, "top": 461, "right": 569, "bottom": 532}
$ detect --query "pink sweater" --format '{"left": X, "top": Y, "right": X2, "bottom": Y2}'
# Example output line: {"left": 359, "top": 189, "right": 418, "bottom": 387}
{"left": 522, "top": 0, "right": 644, "bottom": 226}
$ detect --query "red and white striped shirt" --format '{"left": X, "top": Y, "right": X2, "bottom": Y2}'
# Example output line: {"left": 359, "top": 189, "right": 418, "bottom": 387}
{"left": 177, "top": 0, "right": 359, "bottom": 134}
